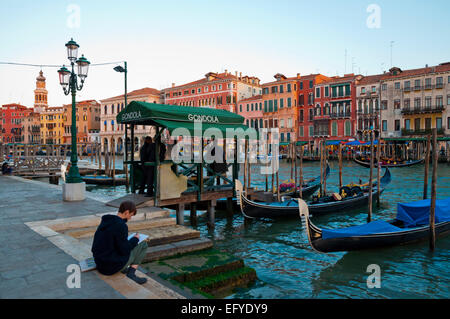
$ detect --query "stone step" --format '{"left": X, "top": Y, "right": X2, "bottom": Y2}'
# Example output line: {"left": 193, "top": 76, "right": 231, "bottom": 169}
{"left": 63, "top": 217, "right": 176, "bottom": 239}
{"left": 144, "top": 238, "right": 213, "bottom": 262}
{"left": 139, "top": 225, "right": 200, "bottom": 247}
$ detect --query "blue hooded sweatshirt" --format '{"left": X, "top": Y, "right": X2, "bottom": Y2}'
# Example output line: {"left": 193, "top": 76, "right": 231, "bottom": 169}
{"left": 91, "top": 214, "right": 139, "bottom": 275}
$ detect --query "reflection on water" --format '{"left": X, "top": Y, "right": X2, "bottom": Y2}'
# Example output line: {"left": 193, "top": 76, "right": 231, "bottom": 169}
{"left": 84, "top": 160, "right": 450, "bottom": 298}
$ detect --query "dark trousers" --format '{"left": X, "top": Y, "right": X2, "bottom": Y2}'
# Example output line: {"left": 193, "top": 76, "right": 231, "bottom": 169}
{"left": 140, "top": 166, "right": 154, "bottom": 195}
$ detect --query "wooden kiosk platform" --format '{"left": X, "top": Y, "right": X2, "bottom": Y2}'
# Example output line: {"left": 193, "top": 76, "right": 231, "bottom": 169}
{"left": 115, "top": 101, "right": 253, "bottom": 228}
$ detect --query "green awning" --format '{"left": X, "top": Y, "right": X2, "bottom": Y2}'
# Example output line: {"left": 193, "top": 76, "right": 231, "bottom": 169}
{"left": 117, "top": 101, "right": 251, "bottom": 136}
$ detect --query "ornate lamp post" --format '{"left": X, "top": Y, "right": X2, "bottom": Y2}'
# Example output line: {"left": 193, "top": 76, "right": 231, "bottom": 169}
{"left": 58, "top": 38, "right": 90, "bottom": 200}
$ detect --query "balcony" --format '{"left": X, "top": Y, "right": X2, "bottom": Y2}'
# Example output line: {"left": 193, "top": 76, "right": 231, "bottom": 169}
{"left": 402, "top": 127, "right": 446, "bottom": 136}
{"left": 330, "top": 111, "right": 351, "bottom": 119}
{"left": 403, "top": 87, "right": 411, "bottom": 92}
{"left": 401, "top": 105, "right": 444, "bottom": 115}
{"left": 413, "top": 86, "right": 422, "bottom": 91}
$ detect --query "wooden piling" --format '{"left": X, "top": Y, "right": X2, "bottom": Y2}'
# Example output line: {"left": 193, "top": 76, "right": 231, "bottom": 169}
{"left": 323, "top": 140, "right": 327, "bottom": 196}
{"left": 299, "top": 145, "right": 303, "bottom": 199}
{"left": 338, "top": 142, "right": 343, "bottom": 189}
{"left": 429, "top": 128, "right": 438, "bottom": 251}
{"left": 367, "top": 131, "right": 374, "bottom": 223}
{"left": 176, "top": 203, "right": 185, "bottom": 226}
{"left": 376, "top": 137, "right": 381, "bottom": 207}
{"left": 207, "top": 200, "right": 216, "bottom": 229}
{"left": 423, "top": 134, "right": 431, "bottom": 199}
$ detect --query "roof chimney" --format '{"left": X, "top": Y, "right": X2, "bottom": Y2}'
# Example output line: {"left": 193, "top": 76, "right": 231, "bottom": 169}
{"left": 425, "top": 64, "right": 428, "bottom": 68}
{"left": 297, "top": 73, "right": 300, "bottom": 78}
{"left": 239, "top": 72, "right": 242, "bottom": 80}
{"left": 225, "top": 69, "right": 228, "bottom": 75}
{"left": 172, "top": 83, "right": 175, "bottom": 88}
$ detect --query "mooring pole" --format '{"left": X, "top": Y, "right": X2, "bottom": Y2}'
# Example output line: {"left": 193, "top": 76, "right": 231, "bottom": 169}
{"left": 430, "top": 128, "right": 438, "bottom": 251}
{"left": 338, "top": 142, "right": 343, "bottom": 189}
{"left": 424, "top": 134, "right": 431, "bottom": 199}
{"left": 299, "top": 145, "right": 303, "bottom": 199}
{"left": 376, "top": 137, "right": 381, "bottom": 208}
{"left": 368, "top": 131, "right": 374, "bottom": 223}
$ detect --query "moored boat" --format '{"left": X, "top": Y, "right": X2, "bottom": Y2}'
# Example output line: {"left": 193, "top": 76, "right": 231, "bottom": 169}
{"left": 298, "top": 197, "right": 450, "bottom": 253}
{"left": 353, "top": 157, "right": 424, "bottom": 168}
{"left": 82, "top": 175, "right": 127, "bottom": 186}
{"left": 235, "top": 168, "right": 391, "bottom": 219}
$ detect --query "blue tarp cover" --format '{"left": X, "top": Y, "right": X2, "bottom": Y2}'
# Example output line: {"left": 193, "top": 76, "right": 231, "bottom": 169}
{"left": 396, "top": 198, "right": 450, "bottom": 227}
{"left": 322, "top": 220, "right": 402, "bottom": 240}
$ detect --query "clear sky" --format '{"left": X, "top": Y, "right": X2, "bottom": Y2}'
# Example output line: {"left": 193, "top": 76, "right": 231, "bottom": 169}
{"left": 1, "top": 0, "right": 449, "bottom": 107}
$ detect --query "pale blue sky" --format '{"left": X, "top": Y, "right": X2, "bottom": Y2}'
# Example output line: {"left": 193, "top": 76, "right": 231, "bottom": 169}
{"left": 1, "top": 0, "right": 449, "bottom": 107}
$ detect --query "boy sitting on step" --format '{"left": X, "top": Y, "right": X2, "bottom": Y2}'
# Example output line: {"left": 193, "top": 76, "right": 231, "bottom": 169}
{"left": 92, "top": 201, "right": 148, "bottom": 284}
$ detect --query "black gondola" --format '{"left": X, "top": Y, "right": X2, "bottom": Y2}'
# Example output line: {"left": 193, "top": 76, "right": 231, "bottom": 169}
{"left": 353, "top": 157, "right": 424, "bottom": 168}
{"left": 298, "top": 197, "right": 450, "bottom": 253}
{"left": 235, "top": 168, "right": 391, "bottom": 219}
{"left": 82, "top": 175, "right": 127, "bottom": 186}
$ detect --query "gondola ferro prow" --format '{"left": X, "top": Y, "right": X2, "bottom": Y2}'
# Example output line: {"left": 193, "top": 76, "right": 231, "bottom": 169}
{"left": 297, "top": 198, "right": 324, "bottom": 254}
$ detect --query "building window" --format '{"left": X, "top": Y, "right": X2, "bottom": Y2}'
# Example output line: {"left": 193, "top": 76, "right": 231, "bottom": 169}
{"left": 436, "top": 117, "right": 442, "bottom": 130}
{"left": 287, "top": 98, "right": 292, "bottom": 107}
{"left": 331, "top": 121, "right": 337, "bottom": 136}
{"left": 394, "top": 99, "right": 401, "bottom": 109}
{"left": 309, "top": 80, "right": 313, "bottom": 88}
{"left": 274, "top": 99, "right": 278, "bottom": 111}
{"left": 324, "top": 86, "right": 329, "bottom": 97}
{"left": 316, "top": 88, "right": 320, "bottom": 98}
{"left": 382, "top": 120, "right": 387, "bottom": 131}
{"left": 436, "top": 96, "right": 443, "bottom": 107}
{"left": 361, "top": 87, "right": 366, "bottom": 94}
{"left": 280, "top": 98, "right": 284, "bottom": 108}
{"left": 280, "top": 119, "right": 284, "bottom": 128}
{"left": 395, "top": 120, "right": 400, "bottom": 131}
{"left": 279, "top": 85, "right": 284, "bottom": 93}
{"left": 381, "top": 84, "right": 387, "bottom": 91}
{"left": 287, "top": 84, "right": 291, "bottom": 92}
{"left": 436, "top": 77, "right": 443, "bottom": 88}
{"left": 395, "top": 82, "right": 400, "bottom": 90}
{"left": 404, "top": 119, "right": 410, "bottom": 130}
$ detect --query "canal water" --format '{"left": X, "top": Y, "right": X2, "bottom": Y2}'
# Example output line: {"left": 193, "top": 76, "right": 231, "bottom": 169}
{"left": 75, "top": 159, "right": 450, "bottom": 298}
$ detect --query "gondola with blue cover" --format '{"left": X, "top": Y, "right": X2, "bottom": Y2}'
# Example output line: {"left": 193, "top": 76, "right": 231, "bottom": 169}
{"left": 235, "top": 168, "right": 391, "bottom": 219}
{"left": 298, "top": 197, "right": 450, "bottom": 252}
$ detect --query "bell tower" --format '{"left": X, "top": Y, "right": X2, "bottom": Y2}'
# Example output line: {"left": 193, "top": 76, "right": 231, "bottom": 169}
{"left": 34, "top": 70, "right": 48, "bottom": 113}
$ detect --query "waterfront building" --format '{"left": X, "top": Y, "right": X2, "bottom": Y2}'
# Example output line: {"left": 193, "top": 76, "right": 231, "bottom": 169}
{"left": 162, "top": 70, "right": 261, "bottom": 113}
{"left": 237, "top": 95, "right": 263, "bottom": 130}
{"left": 297, "top": 74, "right": 332, "bottom": 147}
{"left": 63, "top": 100, "right": 100, "bottom": 144}
{"left": 40, "top": 107, "right": 64, "bottom": 144}
{"left": 22, "top": 111, "right": 41, "bottom": 144}
{"left": 380, "top": 63, "right": 450, "bottom": 138}
{"left": 0, "top": 103, "right": 29, "bottom": 143}
{"left": 100, "top": 87, "right": 162, "bottom": 154}
{"left": 355, "top": 74, "right": 384, "bottom": 140}
{"left": 313, "top": 74, "right": 363, "bottom": 147}
{"left": 262, "top": 73, "right": 301, "bottom": 143}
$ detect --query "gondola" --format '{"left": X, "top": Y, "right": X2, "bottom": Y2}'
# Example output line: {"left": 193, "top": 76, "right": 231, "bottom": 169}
{"left": 353, "top": 157, "right": 424, "bottom": 168}
{"left": 298, "top": 197, "right": 450, "bottom": 253}
{"left": 235, "top": 168, "right": 391, "bottom": 219}
{"left": 280, "top": 164, "right": 330, "bottom": 197}
{"left": 82, "top": 175, "right": 127, "bottom": 186}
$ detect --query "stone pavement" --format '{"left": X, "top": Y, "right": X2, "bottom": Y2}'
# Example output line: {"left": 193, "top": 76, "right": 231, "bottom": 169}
{"left": 0, "top": 176, "right": 146, "bottom": 299}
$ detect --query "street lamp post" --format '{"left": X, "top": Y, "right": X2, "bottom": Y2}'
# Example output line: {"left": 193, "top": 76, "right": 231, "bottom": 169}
{"left": 58, "top": 38, "right": 90, "bottom": 200}
{"left": 113, "top": 62, "right": 130, "bottom": 189}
